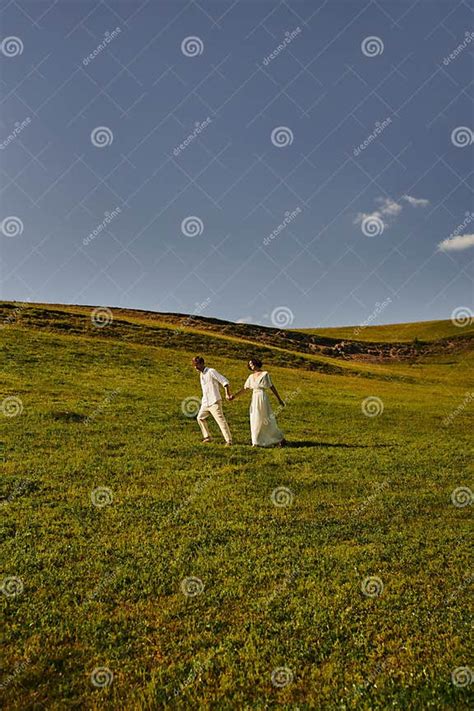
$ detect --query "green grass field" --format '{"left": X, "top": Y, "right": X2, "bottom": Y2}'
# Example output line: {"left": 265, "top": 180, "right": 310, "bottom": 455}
{"left": 299, "top": 318, "right": 474, "bottom": 343}
{"left": 1, "top": 304, "right": 473, "bottom": 709}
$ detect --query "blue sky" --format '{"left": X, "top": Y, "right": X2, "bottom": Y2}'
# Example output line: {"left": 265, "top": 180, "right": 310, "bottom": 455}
{"left": 0, "top": 0, "right": 473, "bottom": 328}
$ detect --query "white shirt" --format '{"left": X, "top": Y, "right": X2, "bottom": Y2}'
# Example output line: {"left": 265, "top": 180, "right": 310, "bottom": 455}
{"left": 200, "top": 367, "right": 229, "bottom": 407}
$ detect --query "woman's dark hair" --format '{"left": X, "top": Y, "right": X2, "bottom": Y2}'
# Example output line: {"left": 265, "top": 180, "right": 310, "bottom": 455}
{"left": 248, "top": 356, "right": 263, "bottom": 369}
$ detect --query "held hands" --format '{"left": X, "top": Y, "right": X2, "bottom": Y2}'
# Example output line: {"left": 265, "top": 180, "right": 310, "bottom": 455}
{"left": 226, "top": 394, "right": 234, "bottom": 401}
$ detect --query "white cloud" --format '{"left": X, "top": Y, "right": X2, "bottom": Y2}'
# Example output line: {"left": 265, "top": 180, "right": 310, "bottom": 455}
{"left": 402, "top": 194, "right": 430, "bottom": 208}
{"left": 354, "top": 197, "right": 401, "bottom": 230}
{"left": 353, "top": 210, "right": 380, "bottom": 225}
{"left": 376, "top": 197, "right": 402, "bottom": 216}
{"left": 355, "top": 194, "right": 431, "bottom": 234}
{"left": 438, "top": 233, "right": 474, "bottom": 252}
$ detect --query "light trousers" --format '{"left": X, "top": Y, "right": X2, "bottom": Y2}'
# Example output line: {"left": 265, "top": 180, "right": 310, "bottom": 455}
{"left": 197, "top": 400, "right": 232, "bottom": 443}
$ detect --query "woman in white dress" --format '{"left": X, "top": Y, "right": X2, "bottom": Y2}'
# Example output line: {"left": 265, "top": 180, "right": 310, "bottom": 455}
{"left": 232, "top": 357, "right": 287, "bottom": 447}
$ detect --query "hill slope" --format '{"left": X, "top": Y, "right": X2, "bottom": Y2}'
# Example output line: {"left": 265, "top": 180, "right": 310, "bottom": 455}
{"left": 1, "top": 303, "right": 473, "bottom": 708}
{"left": 1, "top": 302, "right": 473, "bottom": 370}
{"left": 300, "top": 318, "right": 474, "bottom": 343}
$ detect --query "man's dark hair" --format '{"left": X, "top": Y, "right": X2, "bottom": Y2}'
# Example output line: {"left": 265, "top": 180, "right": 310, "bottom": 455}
{"left": 192, "top": 356, "right": 205, "bottom": 365}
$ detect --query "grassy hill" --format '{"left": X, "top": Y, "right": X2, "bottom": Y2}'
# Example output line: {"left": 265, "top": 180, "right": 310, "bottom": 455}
{"left": 300, "top": 318, "right": 474, "bottom": 343}
{"left": 1, "top": 303, "right": 473, "bottom": 709}
{"left": 1, "top": 302, "right": 473, "bottom": 371}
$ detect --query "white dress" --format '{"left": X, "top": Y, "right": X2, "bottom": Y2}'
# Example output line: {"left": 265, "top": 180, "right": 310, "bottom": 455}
{"left": 244, "top": 371, "right": 284, "bottom": 447}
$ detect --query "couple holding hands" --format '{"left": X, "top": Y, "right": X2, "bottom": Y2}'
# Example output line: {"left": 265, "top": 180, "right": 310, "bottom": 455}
{"left": 192, "top": 355, "right": 287, "bottom": 448}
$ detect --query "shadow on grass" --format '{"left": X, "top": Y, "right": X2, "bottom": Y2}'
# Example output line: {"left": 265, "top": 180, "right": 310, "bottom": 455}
{"left": 286, "top": 440, "right": 397, "bottom": 449}
{"left": 50, "top": 411, "right": 88, "bottom": 423}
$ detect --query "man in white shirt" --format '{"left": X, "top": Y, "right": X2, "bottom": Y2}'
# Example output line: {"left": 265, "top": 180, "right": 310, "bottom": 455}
{"left": 192, "top": 356, "right": 233, "bottom": 446}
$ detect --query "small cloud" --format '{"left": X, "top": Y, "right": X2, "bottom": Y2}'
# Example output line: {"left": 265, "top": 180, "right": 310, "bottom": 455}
{"left": 353, "top": 210, "right": 380, "bottom": 225}
{"left": 236, "top": 316, "right": 253, "bottom": 323}
{"left": 438, "top": 233, "right": 474, "bottom": 252}
{"left": 402, "top": 194, "right": 430, "bottom": 208}
{"left": 353, "top": 210, "right": 385, "bottom": 236}
{"left": 355, "top": 194, "right": 431, "bottom": 235}
{"left": 354, "top": 197, "right": 401, "bottom": 232}
{"left": 376, "top": 197, "right": 402, "bottom": 217}
{"left": 354, "top": 197, "right": 403, "bottom": 226}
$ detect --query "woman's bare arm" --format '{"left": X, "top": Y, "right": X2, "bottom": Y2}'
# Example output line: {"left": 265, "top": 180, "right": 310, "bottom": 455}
{"left": 231, "top": 387, "right": 246, "bottom": 400}
{"left": 270, "top": 384, "right": 285, "bottom": 407}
